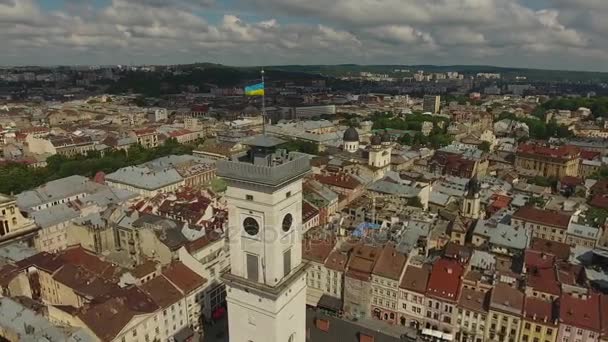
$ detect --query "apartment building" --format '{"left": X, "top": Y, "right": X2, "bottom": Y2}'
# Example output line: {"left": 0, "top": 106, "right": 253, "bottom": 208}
{"left": 398, "top": 262, "right": 430, "bottom": 330}
{"left": 424, "top": 258, "right": 465, "bottom": 340}
{"left": 557, "top": 292, "right": 602, "bottom": 342}
{"left": 486, "top": 283, "right": 524, "bottom": 342}
{"left": 519, "top": 296, "right": 558, "bottom": 342}
{"left": 512, "top": 206, "right": 572, "bottom": 244}
{"left": 370, "top": 243, "right": 407, "bottom": 325}
{"left": 457, "top": 287, "right": 489, "bottom": 342}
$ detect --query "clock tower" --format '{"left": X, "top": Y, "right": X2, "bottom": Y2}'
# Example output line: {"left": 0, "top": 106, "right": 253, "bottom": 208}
{"left": 218, "top": 135, "right": 310, "bottom": 342}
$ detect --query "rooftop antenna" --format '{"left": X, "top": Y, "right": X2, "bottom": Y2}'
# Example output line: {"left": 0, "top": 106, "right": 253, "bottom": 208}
{"left": 261, "top": 68, "right": 266, "bottom": 136}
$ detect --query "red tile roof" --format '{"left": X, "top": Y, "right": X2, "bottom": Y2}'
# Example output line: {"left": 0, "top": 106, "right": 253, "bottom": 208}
{"left": 559, "top": 292, "right": 601, "bottom": 332}
{"left": 513, "top": 206, "right": 571, "bottom": 229}
{"left": 560, "top": 176, "right": 583, "bottom": 187}
{"left": 458, "top": 288, "right": 489, "bottom": 313}
{"left": 162, "top": 261, "right": 207, "bottom": 295}
{"left": 78, "top": 286, "right": 158, "bottom": 341}
{"left": 580, "top": 149, "right": 601, "bottom": 160}
{"left": 525, "top": 249, "right": 556, "bottom": 269}
{"left": 590, "top": 194, "right": 608, "bottom": 210}
{"left": 601, "top": 294, "right": 608, "bottom": 337}
{"left": 346, "top": 244, "right": 381, "bottom": 281}
{"left": 314, "top": 173, "right": 362, "bottom": 190}
{"left": 140, "top": 276, "right": 183, "bottom": 308}
{"left": 372, "top": 243, "right": 407, "bottom": 281}
{"left": 517, "top": 143, "right": 579, "bottom": 160}
{"left": 426, "top": 258, "right": 464, "bottom": 302}
{"left": 324, "top": 250, "right": 349, "bottom": 272}
{"left": 302, "top": 239, "right": 335, "bottom": 264}
{"left": 529, "top": 238, "right": 571, "bottom": 261}
{"left": 489, "top": 194, "right": 512, "bottom": 210}
{"left": 526, "top": 264, "right": 560, "bottom": 297}
{"left": 302, "top": 200, "right": 320, "bottom": 223}
{"left": 490, "top": 283, "right": 524, "bottom": 315}
{"left": 399, "top": 264, "right": 431, "bottom": 294}
{"left": 523, "top": 296, "right": 557, "bottom": 326}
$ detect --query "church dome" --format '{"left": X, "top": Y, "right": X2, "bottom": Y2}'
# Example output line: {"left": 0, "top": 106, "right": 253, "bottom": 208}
{"left": 370, "top": 134, "right": 382, "bottom": 146}
{"left": 343, "top": 127, "right": 360, "bottom": 142}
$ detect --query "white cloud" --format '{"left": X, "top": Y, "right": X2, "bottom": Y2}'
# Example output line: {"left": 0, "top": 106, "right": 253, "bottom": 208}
{"left": 0, "top": 0, "right": 607, "bottom": 70}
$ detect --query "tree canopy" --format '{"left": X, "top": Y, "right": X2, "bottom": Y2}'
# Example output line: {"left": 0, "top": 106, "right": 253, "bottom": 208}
{"left": 0, "top": 138, "right": 199, "bottom": 195}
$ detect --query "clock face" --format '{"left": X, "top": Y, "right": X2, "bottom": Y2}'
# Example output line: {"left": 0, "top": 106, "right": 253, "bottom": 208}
{"left": 282, "top": 213, "right": 293, "bottom": 232}
{"left": 243, "top": 217, "right": 260, "bottom": 236}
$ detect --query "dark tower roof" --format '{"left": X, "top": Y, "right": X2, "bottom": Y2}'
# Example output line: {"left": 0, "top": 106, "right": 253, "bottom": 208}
{"left": 370, "top": 134, "right": 382, "bottom": 146}
{"left": 465, "top": 176, "right": 481, "bottom": 198}
{"left": 381, "top": 130, "right": 391, "bottom": 143}
{"left": 343, "top": 127, "right": 359, "bottom": 142}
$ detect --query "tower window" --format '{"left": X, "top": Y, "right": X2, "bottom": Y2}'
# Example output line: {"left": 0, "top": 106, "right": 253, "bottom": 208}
{"left": 283, "top": 249, "right": 292, "bottom": 277}
{"left": 286, "top": 191, "right": 291, "bottom": 198}
{"left": 246, "top": 195, "right": 254, "bottom": 201}
{"left": 282, "top": 213, "right": 293, "bottom": 232}
{"left": 243, "top": 217, "right": 260, "bottom": 236}
{"left": 246, "top": 254, "right": 259, "bottom": 281}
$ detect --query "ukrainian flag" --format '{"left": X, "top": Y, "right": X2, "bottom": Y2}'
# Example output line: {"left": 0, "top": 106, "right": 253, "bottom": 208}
{"left": 245, "top": 82, "right": 264, "bottom": 96}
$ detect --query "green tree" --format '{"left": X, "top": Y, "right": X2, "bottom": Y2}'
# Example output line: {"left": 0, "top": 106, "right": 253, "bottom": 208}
{"left": 408, "top": 196, "right": 423, "bottom": 208}
{"left": 479, "top": 141, "right": 491, "bottom": 153}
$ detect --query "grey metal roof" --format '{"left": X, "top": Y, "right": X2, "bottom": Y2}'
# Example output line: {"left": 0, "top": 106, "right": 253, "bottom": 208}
{"left": 106, "top": 166, "right": 183, "bottom": 190}
{"left": 243, "top": 134, "right": 285, "bottom": 147}
{"left": 143, "top": 154, "right": 215, "bottom": 172}
{"left": 368, "top": 179, "right": 421, "bottom": 198}
{"left": 0, "top": 242, "right": 38, "bottom": 264}
{"left": 567, "top": 222, "right": 600, "bottom": 240}
{"left": 16, "top": 175, "right": 103, "bottom": 210}
{"left": 473, "top": 211, "right": 529, "bottom": 250}
{"left": 0, "top": 297, "right": 97, "bottom": 342}
{"left": 429, "top": 191, "right": 451, "bottom": 206}
{"left": 31, "top": 204, "right": 80, "bottom": 229}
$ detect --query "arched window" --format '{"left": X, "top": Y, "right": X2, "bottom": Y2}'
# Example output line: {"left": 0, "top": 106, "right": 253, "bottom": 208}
{"left": 288, "top": 333, "right": 295, "bottom": 342}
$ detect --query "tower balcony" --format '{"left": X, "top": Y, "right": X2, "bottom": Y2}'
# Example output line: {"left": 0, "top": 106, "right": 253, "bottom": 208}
{"left": 221, "top": 262, "right": 309, "bottom": 301}
{"left": 217, "top": 153, "right": 310, "bottom": 188}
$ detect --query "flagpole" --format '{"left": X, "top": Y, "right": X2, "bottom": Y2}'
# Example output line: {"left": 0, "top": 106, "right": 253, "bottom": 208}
{"left": 261, "top": 68, "right": 266, "bottom": 136}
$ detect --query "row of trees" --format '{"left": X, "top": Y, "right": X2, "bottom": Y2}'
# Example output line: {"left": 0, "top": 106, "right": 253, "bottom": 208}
{"left": 372, "top": 112, "right": 453, "bottom": 149}
{"left": 540, "top": 97, "right": 608, "bottom": 117}
{"left": 0, "top": 138, "right": 198, "bottom": 195}
{"left": 496, "top": 112, "right": 572, "bottom": 140}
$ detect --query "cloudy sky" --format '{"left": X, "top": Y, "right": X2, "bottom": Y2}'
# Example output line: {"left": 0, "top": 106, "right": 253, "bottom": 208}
{"left": 2, "top": 0, "right": 608, "bottom": 71}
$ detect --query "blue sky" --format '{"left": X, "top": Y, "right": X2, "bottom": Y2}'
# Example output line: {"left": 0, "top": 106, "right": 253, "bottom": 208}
{"left": 2, "top": 0, "right": 608, "bottom": 71}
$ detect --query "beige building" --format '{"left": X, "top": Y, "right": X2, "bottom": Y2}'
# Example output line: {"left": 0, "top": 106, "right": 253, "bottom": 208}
{"left": 512, "top": 207, "right": 571, "bottom": 244}
{"left": 0, "top": 194, "right": 38, "bottom": 246}
{"left": 32, "top": 203, "right": 80, "bottom": 253}
{"left": 515, "top": 144, "right": 580, "bottom": 178}
{"left": 398, "top": 262, "right": 430, "bottom": 330}
{"left": 370, "top": 243, "right": 407, "bottom": 325}
{"left": 485, "top": 283, "right": 524, "bottom": 342}
{"left": 457, "top": 287, "right": 489, "bottom": 342}
{"left": 177, "top": 235, "right": 230, "bottom": 320}
{"left": 130, "top": 128, "right": 159, "bottom": 148}
{"left": 302, "top": 238, "right": 341, "bottom": 306}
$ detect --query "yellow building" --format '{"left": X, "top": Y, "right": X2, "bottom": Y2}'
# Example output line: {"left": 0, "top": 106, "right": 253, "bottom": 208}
{"left": 515, "top": 144, "right": 580, "bottom": 178}
{"left": 519, "top": 296, "right": 558, "bottom": 342}
{"left": 486, "top": 283, "right": 524, "bottom": 342}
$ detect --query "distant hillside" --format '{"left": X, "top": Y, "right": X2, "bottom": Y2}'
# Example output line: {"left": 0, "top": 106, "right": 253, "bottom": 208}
{"left": 107, "top": 65, "right": 322, "bottom": 97}
{"left": 264, "top": 64, "right": 608, "bottom": 82}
